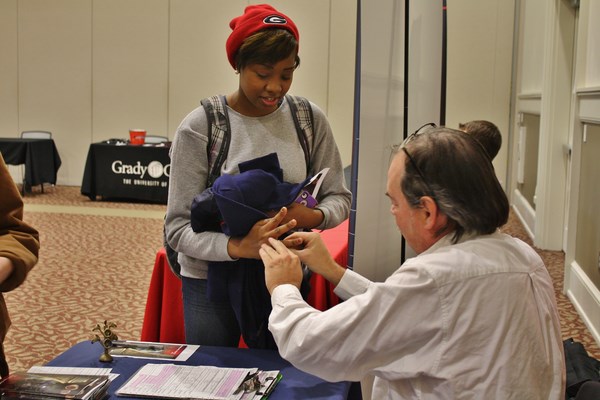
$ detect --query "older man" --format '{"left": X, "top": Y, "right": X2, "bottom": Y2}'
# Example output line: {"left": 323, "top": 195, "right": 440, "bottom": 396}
{"left": 260, "top": 127, "right": 565, "bottom": 399}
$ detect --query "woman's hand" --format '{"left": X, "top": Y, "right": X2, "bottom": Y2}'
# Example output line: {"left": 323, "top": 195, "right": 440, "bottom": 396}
{"left": 266, "top": 202, "right": 324, "bottom": 229}
{"left": 227, "top": 207, "right": 297, "bottom": 259}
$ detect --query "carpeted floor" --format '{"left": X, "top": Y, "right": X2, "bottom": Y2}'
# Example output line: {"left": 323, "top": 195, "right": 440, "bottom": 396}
{"left": 4, "top": 185, "right": 600, "bottom": 374}
{"left": 5, "top": 186, "right": 165, "bottom": 372}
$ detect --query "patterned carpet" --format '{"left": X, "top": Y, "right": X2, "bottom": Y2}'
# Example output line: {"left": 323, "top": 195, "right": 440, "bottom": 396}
{"left": 5, "top": 186, "right": 165, "bottom": 373}
{"left": 4, "top": 185, "right": 600, "bottom": 375}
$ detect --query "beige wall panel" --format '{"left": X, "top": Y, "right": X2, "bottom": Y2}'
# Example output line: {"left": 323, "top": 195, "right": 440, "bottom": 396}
{"left": 518, "top": 0, "right": 545, "bottom": 94}
{"left": 18, "top": 0, "right": 92, "bottom": 186}
{"left": 574, "top": 0, "right": 589, "bottom": 90}
{"left": 565, "top": 0, "right": 600, "bottom": 342}
{"left": 584, "top": 1, "right": 600, "bottom": 87}
{"left": 167, "top": 0, "right": 243, "bottom": 138}
{"left": 93, "top": 0, "right": 168, "bottom": 140}
{"left": 445, "top": 0, "right": 514, "bottom": 186}
{"left": 0, "top": 0, "right": 18, "bottom": 138}
{"left": 328, "top": 0, "right": 356, "bottom": 167}
{"left": 575, "top": 123, "right": 600, "bottom": 288}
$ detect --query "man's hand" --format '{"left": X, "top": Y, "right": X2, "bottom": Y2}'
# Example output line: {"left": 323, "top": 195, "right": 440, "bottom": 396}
{"left": 282, "top": 231, "right": 346, "bottom": 287}
{"left": 260, "top": 238, "right": 304, "bottom": 294}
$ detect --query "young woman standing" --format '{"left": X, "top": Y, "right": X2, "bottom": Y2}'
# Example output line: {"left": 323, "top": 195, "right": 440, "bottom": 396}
{"left": 165, "top": 4, "right": 350, "bottom": 348}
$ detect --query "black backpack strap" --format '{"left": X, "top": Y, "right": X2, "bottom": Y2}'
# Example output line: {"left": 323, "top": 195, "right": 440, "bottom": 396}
{"left": 201, "top": 95, "right": 231, "bottom": 187}
{"left": 286, "top": 94, "right": 314, "bottom": 175}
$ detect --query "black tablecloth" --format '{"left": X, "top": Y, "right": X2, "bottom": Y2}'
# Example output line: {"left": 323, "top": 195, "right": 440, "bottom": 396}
{"left": 0, "top": 138, "right": 62, "bottom": 190}
{"left": 81, "top": 142, "right": 170, "bottom": 204}
{"left": 46, "top": 341, "right": 358, "bottom": 400}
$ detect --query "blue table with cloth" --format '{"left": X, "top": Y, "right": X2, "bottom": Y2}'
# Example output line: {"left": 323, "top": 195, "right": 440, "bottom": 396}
{"left": 46, "top": 341, "right": 361, "bottom": 399}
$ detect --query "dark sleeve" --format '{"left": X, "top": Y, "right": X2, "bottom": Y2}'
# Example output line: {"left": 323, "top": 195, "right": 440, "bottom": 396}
{"left": 0, "top": 154, "right": 39, "bottom": 292}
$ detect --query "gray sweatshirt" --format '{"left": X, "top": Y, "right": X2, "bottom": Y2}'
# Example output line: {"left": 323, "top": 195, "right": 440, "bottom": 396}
{"left": 165, "top": 97, "right": 351, "bottom": 279}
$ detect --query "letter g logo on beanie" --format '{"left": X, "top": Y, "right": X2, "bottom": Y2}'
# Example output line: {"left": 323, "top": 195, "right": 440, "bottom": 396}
{"left": 263, "top": 15, "right": 287, "bottom": 24}
{"left": 226, "top": 4, "right": 299, "bottom": 69}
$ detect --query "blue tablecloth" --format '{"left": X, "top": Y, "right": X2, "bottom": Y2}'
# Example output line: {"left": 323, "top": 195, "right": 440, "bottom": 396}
{"left": 47, "top": 341, "right": 360, "bottom": 399}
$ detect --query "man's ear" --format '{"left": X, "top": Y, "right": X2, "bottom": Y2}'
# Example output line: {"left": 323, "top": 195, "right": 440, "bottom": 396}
{"left": 420, "top": 196, "right": 444, "bottom": 231}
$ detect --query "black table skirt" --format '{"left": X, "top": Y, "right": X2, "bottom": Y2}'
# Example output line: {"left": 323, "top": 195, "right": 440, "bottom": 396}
{"left": 81, "top": 142, "right": 170, "bottom": 204}
{"left": 0, "top": 138, "right": 62, "bottom": 190}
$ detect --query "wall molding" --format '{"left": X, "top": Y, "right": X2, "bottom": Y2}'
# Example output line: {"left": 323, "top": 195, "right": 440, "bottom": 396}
{"left": 516, "top": 93, "right": 541, "bottom": 115}
{"left": 576, "top": 86, "right": 600, "bottom": 95}
{"left": 577, "top": 90, "right": 600, "bottom": 124}
{"left": 565, "top": 260, "right": 600, "bottom": 346}
{"left": 512, "top": 191, "right": 535, "bottom": 241}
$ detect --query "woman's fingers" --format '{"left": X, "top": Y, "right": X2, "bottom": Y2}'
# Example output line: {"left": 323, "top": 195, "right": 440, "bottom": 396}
{"left": 264, "top": 207, "right": 297, "bottom": 237}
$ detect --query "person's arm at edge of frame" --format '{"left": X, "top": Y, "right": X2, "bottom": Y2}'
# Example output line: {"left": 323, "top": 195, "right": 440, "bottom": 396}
{"left": 0, "top": 154, "right": 39, "bottom": 292}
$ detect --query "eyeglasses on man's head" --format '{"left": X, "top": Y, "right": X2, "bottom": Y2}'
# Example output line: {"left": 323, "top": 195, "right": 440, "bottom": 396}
{"left": 401, "top": 122, "right": 437, "bottom": 147}
{"left": 400, "top": 122, "right": 437, "bottom": 199}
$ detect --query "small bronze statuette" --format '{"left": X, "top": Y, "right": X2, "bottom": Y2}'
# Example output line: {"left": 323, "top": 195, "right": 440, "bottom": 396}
{"left": 92, "top": 320, "right": 119, "bottom": 362}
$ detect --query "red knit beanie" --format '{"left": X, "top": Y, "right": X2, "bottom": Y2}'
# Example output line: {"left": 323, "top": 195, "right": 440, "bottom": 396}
{"left": 226, "top": 4, "right": 299, "bottom": 69}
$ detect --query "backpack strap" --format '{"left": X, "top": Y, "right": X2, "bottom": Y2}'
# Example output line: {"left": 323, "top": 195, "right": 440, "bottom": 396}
{"left": 164, "top": 96, "right": 231, "bottom": 279}
{"left": 286, "top": 94, "right": 314, "bottom": 175}
{"left": 201, "top": 95, "right": 231, "bottom": 187}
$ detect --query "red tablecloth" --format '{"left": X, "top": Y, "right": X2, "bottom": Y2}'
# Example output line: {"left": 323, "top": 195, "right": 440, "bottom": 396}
{"left": 141, "top": 219, "right": 349, "bottom": 344}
